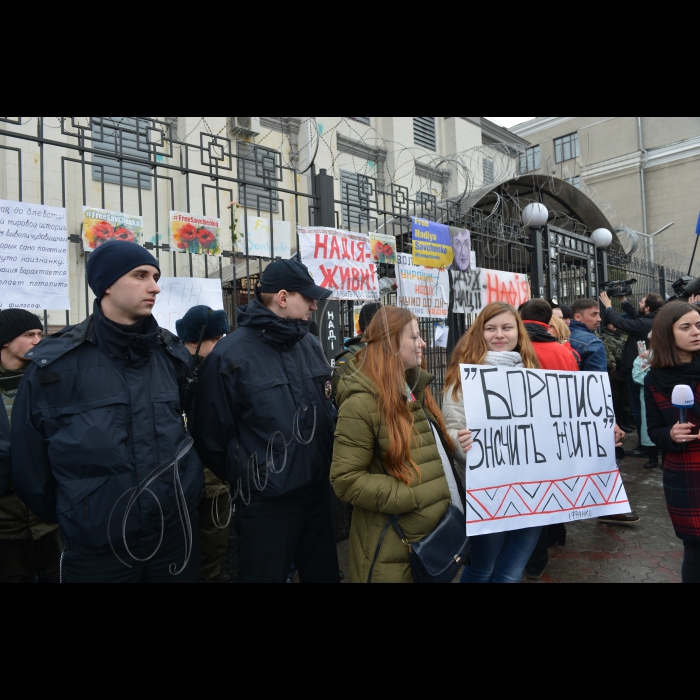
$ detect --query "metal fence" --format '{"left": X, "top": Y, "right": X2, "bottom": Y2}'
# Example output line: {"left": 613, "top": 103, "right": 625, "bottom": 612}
{"left": 0, "top": 117, "right": 689, "bottom": 399}
{"left": 0, "top": 117, "right": 320, "bottom": 332}
{"left": 607, "top": 248, "right": 684, "bottom": 302}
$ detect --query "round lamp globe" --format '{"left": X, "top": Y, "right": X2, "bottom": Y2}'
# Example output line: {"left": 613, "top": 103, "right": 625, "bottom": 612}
{"left": 591, "top": 228, "right": 613, "bottom": 249}
{"left": 522, "top": 203, "right": 549, "bottom": 229}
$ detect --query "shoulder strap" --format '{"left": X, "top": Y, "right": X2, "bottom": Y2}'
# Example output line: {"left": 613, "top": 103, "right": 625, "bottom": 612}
{"left": 428, "top": 419, "right": 466, "bottom": 511}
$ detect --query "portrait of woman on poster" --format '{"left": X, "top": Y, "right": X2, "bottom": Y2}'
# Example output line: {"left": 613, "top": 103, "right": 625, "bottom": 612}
{"left": 451, "top": 229, "right": 472, "bottom": 273}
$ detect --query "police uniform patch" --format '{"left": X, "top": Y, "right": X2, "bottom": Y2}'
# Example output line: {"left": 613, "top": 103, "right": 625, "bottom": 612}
{"left": 325, "top": 381, "right": 332, "bottom": 399}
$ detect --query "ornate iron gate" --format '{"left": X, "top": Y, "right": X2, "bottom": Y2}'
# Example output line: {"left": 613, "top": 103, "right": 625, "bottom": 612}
{"left": 0, "top": 117, "right": 320, "bottom": 332}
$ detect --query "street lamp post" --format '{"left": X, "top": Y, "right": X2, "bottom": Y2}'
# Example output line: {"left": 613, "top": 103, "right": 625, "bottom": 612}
{"left": 522, "top": 203, "right": 549, "bottom": 299}
{"left": 591, "top": 228, "right": 613, "bottom": 299}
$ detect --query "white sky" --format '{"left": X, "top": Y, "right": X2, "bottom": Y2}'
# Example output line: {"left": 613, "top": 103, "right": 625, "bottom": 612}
{"left": 486, "top": 117, "right": 535, "bottom": 128}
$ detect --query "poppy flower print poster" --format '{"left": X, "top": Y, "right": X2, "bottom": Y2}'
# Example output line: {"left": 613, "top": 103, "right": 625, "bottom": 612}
{"left": 170, "top": 211, "right": 221, "bottom": 256}
{"left": 82, "top": 207, "right": 144, "bottom": 251}
{"left": 369, "top": 233, "right": 397, "bottom": 266}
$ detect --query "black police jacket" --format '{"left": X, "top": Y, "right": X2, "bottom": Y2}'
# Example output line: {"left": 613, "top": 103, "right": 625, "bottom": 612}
{"left": 11, "top": 303, "right": 203, "bottom": 555}
{"left": 192, "top": 298, "right": 334, "bottom": 501}
{"left": 0, "top": 402, "right": 9, "bottom": 498}
{"left": 605, "top": 301, "right": 657, "bottom": 373}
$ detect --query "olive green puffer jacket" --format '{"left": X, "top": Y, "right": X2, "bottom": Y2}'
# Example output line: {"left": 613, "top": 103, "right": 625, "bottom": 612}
{"left": 331, "top": 360, "right": 451, "bottom": 584}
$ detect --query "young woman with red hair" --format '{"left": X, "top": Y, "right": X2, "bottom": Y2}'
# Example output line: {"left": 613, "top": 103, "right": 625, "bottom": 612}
{"left": 331, "top": 307, "right": 456, "bottom": 584}
{"left": 443, "top": 302, "right": 543, "bottom": 584}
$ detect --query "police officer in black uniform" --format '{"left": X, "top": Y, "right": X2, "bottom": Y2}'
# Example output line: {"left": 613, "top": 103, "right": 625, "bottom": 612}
{"left": 12, "top": 241, "right": 203, "bottom": 583}
{"left": 193, "top": 260, "right": 340, "bottom": 584}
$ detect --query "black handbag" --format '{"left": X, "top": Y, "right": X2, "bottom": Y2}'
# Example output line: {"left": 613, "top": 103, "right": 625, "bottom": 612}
{"left": 368, "top": 419, "right": 470, "bottom": 584}
{"left": 388, "top": 506, "right": 470, "bottom": 584}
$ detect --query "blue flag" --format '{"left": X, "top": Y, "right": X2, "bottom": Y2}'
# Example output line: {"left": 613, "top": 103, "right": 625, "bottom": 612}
{"left": 697, "top": 212, "right": 700, "bottom": 236}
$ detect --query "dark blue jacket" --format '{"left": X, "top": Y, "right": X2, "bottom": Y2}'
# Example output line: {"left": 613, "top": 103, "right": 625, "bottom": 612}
{"left": 11, "top": 304, "right": 203, "bottom": 555}
{"left": 569, "top": 321, "right": 608, "bottom": 372}
{"left": 192, "top": 298, "right": 335, "bottom": 501}
{"left": 605, "top": 301, "right": 657, "bottom": 373}
{"left": 0, "top": 402, "right": 9, "bottom": 498}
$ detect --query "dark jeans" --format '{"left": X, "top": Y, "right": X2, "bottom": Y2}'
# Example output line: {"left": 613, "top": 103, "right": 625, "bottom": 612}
{"left": 62, "top": 511, "right": 201, "bottom": 584}
{"left": 683, "top": 542, "right": 700, "bottom": 584}
{"left": 611, "top": 375, "right": 634, "bottom": 427}
{"left": 0, "top": 530, "right": 63, "bottom": 583}
{"left": 236, "top": 481, "right": 340, "bottom": 584}
{"left": 627, "top": 372, "right": 643, "bottom": 440}
{"left": 461, "top": 527, "right": 542, "bottom": 584}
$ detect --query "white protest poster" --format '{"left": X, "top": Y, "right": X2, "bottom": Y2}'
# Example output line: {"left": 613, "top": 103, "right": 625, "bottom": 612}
{"left": 452, "top": 268, "right": 531, "bottom": 315}
{"left": 237, "top": 217, "right": 292, "bottom": 259}
{"left": 0, "top": 200, "right": 70, "bottom": 311}
{"left": 396, "top": 261, "right": 449, "bottom": 320}
{"left": 461, "top": 365, "right": 631, "bottom": 537}
{"left": 154, "top": 277, "right": 224, "bottom": 335}
{"left": 298, "top": 227, "right": 380, "bottom": 302}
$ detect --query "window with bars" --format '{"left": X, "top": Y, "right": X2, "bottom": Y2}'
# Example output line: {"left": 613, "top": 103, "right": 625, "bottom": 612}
{"left": 520, "top": 146, "right": 541, "bottom": 174}
{"left": 91, "top": 117, "right": 153, "bottom": 189}
{"left": 237, "top": 142, "right": 281, "bottom": 213}
{"left": 348, "top": 117, "right": 371, "bottom": 125}
{"left": 414, "top": 117, "right": 436, "bottom": 151}
{"left": 340, "top": 170, "right": 373, "bottom": 232}
{"left": 555, "top": 133, "right": 579, "bottom": 163}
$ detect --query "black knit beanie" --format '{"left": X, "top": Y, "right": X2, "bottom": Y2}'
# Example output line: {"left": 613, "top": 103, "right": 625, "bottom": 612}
{"left": 176, "top": 306, "right": 230, "bottom": 344}
{"left": 86, "top": 240, "right": 161, "bottom": 300}
{"left": 0, "top": 309, "right": 44, "bottom": 348}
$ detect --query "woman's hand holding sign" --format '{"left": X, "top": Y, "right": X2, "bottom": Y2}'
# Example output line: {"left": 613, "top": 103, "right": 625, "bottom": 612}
{"left": 614, "top": 425, "right": 625, "bottom": 447}
{"left": 458, "top": 429, "right": 474, "bottom": 454}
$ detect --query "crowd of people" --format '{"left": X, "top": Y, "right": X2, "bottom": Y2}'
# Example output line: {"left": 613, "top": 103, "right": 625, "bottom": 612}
{"left": 1, "top": 239, "right": 700, "bottom": 584}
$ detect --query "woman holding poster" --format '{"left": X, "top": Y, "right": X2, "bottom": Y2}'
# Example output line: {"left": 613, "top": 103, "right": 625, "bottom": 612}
{"left": 646, "top": 302, "right": 700, "bottom": 584}
{"left": 330, "top": 307, "right": 457, "bottom": 584}
{"left": 443, "top": 302, "right": 543, "bottom": 584}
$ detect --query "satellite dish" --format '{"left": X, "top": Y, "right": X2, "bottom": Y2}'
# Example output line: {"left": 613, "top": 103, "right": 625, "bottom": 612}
{"left": 295, "top": 117, "right": 320, "bottom": 174}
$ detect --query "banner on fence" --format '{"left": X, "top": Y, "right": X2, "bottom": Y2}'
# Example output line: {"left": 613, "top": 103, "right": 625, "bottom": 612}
{"left": 237, "top": 217, "right": 292, "bottom": 259}
{"left": 452, "top": 268, "right": 531, "bottom": 315}
{"left": 82, "top": 207, "right": 143, "bottom": 251}
{"left": 170, "top": 212, "right": 221, "bottom": 256}
{"left": 370, "top": 232, "right": 397, "bottom": 265}
{"left": 0, "top": 200, "right": 70, "bottom": 311}
{"left": 412, "top": 217, "right": 454, "bottom": 269}
{"left": 396, "top": 260, "right": 450, "bottom": 320}
{"left": 154, "top": 277, "right": 224, "bottom": 335}
{"left": 299, "top": 227, "right": 380, "bottom": 301}
{"left": 460, "top": 364, "right": 630, "bottom": 536}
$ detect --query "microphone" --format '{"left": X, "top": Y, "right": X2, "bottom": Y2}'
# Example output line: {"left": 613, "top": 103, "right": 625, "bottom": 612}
{"left": 672, "top": 385, "right": 695, "bottom": 424}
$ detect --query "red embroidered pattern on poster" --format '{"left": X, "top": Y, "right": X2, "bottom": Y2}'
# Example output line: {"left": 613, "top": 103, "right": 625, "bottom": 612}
{"left": 460, "top": 365, "right": 631, "bottom": 536}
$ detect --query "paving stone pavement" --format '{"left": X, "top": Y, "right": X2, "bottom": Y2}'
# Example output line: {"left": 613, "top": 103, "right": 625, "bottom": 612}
{"left": 527, "top": 438, "right": 683, "bottom": 584}
{"left": 218, "top": 439, "right": 682, "bottom": 583}
{"left": 336, "top": 437, "right": 684, "bottom": 584}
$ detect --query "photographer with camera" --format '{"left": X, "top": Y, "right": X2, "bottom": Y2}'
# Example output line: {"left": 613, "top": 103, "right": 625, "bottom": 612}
{"left": 600, "top": 286, "right": 663, "bottom": 460}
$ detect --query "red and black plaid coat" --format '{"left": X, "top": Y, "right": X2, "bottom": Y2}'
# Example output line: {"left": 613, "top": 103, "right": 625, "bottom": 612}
{"left": 645, "top": 378, "right": 700, "bottom": 542}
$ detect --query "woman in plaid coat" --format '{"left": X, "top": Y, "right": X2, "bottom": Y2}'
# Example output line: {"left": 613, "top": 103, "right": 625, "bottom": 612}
{"left": 645, "top": 301, "right": 700, "bottom": 584}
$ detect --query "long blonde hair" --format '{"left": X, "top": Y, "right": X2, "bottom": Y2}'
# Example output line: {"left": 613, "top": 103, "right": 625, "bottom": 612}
{"left": 549, "top": 316, "right": 571, "bottom": 344}
{"left": 444, "top": 302, "right": 540, "bottom": 401}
